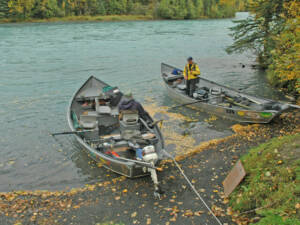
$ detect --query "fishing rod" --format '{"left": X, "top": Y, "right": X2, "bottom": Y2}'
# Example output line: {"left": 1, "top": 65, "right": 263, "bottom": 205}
{"left": 170, "top": 96, "right": 220, "bottom": 109}
{"left": 51, "top": 130, "right": 95, "bottom": 136}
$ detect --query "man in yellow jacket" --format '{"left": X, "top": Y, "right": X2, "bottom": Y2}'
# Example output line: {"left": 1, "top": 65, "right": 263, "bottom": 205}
{"left": 183, "top": 57, "right": 200, "bottom": 97}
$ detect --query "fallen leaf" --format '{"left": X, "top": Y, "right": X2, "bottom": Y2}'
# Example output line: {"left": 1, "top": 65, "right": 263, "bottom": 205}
{"left": 157, "top": 167, "right": 163, "bottom": 172}
{"left": 146, "top": 218, "right": 151, "bottom": 225}
{"left": 170, "top": 216, "right": 177, "bottom": 222}
{"left": 184, "top": 210, "right": 194, "bottom": 217}
{"left": 123, "top": 189, "right": 128, "bottom": 193}
{"left": 194, "top": 211, "right": 204, "bottom": 216}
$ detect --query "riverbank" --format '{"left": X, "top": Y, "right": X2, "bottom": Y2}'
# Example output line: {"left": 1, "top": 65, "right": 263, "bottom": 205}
{"left": 0, "top": 13, "right": 237, "bottom": 24}
{"left": 0, "top": 15, "right": 154, "bottom": 24}
{"left": 1, "top": 110, "right": 299, "bottom": 225}
{"left": 228, "top": 133, "right": 300, "bottom": 225}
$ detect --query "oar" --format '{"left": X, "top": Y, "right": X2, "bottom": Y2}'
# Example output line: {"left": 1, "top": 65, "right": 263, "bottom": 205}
{"left": 170, "top": 96, "right": 220, "bottom": 109}
{"left": 287, "top": 103, "right": 300, "bottom": 109}
{"left": 51, "top": 130, "right": 95, "bottom": 136}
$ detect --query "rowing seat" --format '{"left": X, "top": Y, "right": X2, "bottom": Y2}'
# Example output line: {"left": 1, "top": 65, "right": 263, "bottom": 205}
{"left": 79, "top": 111, "right": 98, "bottom": 129}
{"left": 119, "top": 110, "right": 141, "bottom": 140}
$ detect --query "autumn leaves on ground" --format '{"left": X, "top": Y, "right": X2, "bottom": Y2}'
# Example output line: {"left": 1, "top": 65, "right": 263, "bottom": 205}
{"left": 0, "top": 104, "right": 299, "bottom": 225}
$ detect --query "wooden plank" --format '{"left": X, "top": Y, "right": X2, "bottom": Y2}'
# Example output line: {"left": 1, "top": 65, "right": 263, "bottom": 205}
{"left": 223, "top": 160, "right": 246, "bottom": 197}
{"left": 113, "top": 147, "right": 130, "bottom": 153}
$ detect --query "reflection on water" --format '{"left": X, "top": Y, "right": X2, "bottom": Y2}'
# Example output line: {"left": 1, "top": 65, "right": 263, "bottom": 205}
{"left": 0, "top": 12, "right": 286, "bottom": 191}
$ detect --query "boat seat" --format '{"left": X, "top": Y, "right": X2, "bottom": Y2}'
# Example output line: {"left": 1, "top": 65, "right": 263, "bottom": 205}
{"left": 210, "top": 87, "right": 222, "bottom": 95}
{"left": 119, "top": 110, "right": 140, "bottom": 140}
{"left": 120, "top": 110, "right": 139, "bottom": 124}
{"left": 95, "top": 97, "right": 112, "bottom": 114}
{"left": 177, "top": 84, "right": 186, "bottom": 90}
{"left": 163, "top": 73, "right": 184, "bottom": 82}
{"left": 79, "top": 114, "right": 98, "bottom": 129}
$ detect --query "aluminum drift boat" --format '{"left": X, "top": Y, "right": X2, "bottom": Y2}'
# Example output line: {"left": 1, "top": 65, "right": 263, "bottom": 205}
{"left": 161, "top": 63, "right": 290, "bottom": 123}
{"left": 67, "top": 76, "right": 165, "bottom": 195}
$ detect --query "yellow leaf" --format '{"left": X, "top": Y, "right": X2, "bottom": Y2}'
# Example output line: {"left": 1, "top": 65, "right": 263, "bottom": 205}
{"left": 146, "top": 218, "right": 151, "bottom": 225}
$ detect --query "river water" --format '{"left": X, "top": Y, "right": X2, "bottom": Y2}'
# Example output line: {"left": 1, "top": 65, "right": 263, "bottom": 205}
{"left": 0, "top": 12, "right": 285, "bottom": 192}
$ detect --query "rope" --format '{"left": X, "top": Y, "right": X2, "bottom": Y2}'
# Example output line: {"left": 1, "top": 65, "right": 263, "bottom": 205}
{"left": 163, "top": 150, "right": 223, "bottom": 225}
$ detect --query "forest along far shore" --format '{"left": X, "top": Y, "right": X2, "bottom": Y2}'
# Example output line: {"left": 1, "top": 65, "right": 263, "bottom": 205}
{"left": 0, "top": 0, "right": 247, "bottom": 23}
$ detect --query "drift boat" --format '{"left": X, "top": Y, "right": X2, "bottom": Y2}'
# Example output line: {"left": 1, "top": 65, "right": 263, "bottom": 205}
{"left": 161, "top": 63, "right": 290, "bottom": 123}
{"left": 67, "top": 76, "right": 164, "bottom": 194}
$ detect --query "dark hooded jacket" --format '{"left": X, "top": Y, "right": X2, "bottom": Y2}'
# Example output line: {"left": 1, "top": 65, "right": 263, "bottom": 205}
{"left": 118, "top": 98, "right": 148, "bottom": 120}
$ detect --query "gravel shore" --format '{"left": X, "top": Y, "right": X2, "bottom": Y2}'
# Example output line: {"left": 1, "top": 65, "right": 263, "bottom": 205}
{"left": 1, "top": 111, "right": 299, "bottom": 225}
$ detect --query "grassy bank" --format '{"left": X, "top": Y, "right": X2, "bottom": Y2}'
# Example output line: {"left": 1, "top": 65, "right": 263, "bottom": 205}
{"left": 229, "top": 134, "right": 300, "bottom": 224}
{"left": 0, "top": 15, "right": 154, "bottom": 24}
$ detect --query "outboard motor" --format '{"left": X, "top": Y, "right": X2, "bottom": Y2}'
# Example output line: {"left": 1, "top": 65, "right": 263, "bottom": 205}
{"left": 142, "top": 145, "right": 162, "bottom": 198}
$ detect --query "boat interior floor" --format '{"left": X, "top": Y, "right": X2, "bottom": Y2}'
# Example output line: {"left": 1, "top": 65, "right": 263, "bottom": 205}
{"left": 73, "top": 95, "right": 159, "bottom": 161}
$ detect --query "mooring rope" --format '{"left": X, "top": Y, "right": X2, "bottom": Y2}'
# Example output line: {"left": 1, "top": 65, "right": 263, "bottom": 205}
{"left": 163, "top": 150, "right": 223, "bottom": 225}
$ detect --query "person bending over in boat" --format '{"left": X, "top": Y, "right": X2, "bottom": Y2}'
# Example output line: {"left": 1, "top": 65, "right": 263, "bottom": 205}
{"left": 183, "top": 57, "right": 201, "bottom": 97}
{"left": 118, "top": 92, "right": 149, "bottom": 121}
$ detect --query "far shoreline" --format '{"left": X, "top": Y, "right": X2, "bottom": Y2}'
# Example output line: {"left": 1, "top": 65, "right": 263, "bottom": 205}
{"left": 0, "top": 14, "right": 235, "bottom": 24}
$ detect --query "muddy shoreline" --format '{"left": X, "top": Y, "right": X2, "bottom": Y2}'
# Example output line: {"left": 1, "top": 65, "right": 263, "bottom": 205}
{"left": 1, "top": 111, "right": 299, "bottom": 225}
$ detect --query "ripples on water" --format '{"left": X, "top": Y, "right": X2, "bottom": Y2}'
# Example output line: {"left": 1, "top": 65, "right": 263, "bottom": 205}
{"left": 0, "top": 12, "right": 285, "bottom": 191}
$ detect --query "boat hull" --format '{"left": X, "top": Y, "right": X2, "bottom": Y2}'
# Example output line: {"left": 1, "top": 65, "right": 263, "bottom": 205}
{"left": 164, "top": 82, "right": 278, "bottom": 124}
{"left": 67, "top": 76, "right": 164, "bottom": 178}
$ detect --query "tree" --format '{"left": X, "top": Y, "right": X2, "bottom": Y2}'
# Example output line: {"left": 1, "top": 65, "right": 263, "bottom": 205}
{"left": 226, "top": 0, "right": 289, "bottom": 68}
{"left": 0, "top": 0, "right": 9, "bottom": 19}
{"left": 267, "top": 1, "right": 300, "bottom": 94}
{"left": 186, "top": 0, "right": 197, "bottom": 19}
{"left": 8, "top": 0, "right": 36, "bottom": 19}
{"left": 194, "top": 0, "right": 204, "bottom": 17}
{"left": 155, "top": 0, "right": 174, "bottom": 19}
{"left": 32, "top": 0, "right": 61, "bottom": 18}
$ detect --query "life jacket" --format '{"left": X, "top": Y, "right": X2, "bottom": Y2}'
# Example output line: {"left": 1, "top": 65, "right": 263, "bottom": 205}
{"left": 183, "top": 63, "right": 200, "bottom": 80}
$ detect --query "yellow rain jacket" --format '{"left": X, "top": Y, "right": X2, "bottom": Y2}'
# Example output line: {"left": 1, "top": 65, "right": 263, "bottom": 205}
{"left": 183, "top": 63, "right": 200, "bottom": 80}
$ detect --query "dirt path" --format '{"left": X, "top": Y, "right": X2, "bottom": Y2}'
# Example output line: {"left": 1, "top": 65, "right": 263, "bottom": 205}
{"left": 1, "top": 111, "right": 299, "bottom": 225}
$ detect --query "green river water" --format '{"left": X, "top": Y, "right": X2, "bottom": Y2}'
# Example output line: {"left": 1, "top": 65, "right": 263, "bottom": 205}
{"left": 0, "top": 13, "right": 285, "bottom": 191}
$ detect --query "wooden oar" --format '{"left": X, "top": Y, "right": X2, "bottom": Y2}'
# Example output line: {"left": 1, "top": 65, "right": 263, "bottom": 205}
{"left": 51, "top": 130, "right": 95, "bottom": 136}
{"left": 170, "top": 96, "right": 220, "bottom": 109}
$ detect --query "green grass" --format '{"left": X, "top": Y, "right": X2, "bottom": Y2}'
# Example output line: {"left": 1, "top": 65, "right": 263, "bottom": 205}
{"left": 0, "top": 15, "right": 154, "bottom": 24}
{"left": 229, "top": 134, "right": 300, "bottom": 224}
